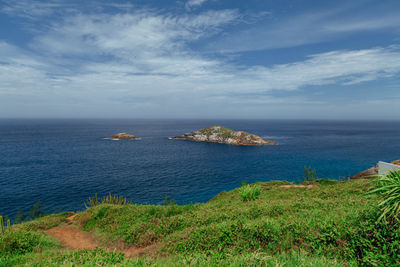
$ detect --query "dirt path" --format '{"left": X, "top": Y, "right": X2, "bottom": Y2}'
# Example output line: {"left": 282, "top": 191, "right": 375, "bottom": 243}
{"left": 46, "top": 213, "right": 145, "bottom": 257}
{"left": 47, "top": 225, "right": 99, "bottom": 250}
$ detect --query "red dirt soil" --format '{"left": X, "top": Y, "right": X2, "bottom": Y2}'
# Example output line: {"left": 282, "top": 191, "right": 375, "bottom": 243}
{"left": 46, "top": 213, "right": 146, "bottom": 257}
{"left": 47, "top": 226, "right": 99, "bottom": 250}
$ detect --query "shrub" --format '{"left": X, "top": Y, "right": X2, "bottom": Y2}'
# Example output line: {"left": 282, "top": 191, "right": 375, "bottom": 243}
{"left": 0, "top": 216, "right": 11, "bottom": 235}
{"left": 0, "top": 230, "right": 57, "bottom": 254}
{"left": 346, "top": 207, "right": 400, "bottom": 266}
{"left": 28, "top": 201, "right": 47, "bottom": 220}
{"left": 162, "top": 195, "right": 175, "bottom": 206}
{"left": 11, "top": 201, "right": 48, "bottom": 224}
{"left": 303, "top": 166, "right": 317, "bottom": 182}
{"left": 239, "top": 183, "right": 261, "bottom": 202}
{"left": 84, "top": 193, "right": 129, "bottom": 209}
{"left": 369, "top": 171, "right": 400, "bottom": 222}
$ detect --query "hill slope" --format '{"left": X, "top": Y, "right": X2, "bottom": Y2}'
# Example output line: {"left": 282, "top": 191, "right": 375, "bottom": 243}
{"left": 1, "top": 179, "right": 399, "bottom": 266}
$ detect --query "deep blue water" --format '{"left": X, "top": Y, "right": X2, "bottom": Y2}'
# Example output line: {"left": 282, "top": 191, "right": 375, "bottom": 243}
{"left": 1, "top": 119, "right": 400, "bottom": 219}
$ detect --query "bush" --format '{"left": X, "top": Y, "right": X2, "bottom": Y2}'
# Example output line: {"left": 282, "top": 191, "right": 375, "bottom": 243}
{"left": 303, "top": 166, "right": 317, "bottom": 182}
{"left": 12, "top": 201, "right": 48, "bottom": 224}
{"left": 0, "top": 216, "right": 11, "bottom": 235}
{"left": 369, "top": 171, "right": 400, "bottom": 222}
{"left": 0, "top": 230, "right": 57, "bottom": 254}
{"left": 346, "top": 207, "right": 400, "bottom": 266}
{"left": 238, "top": 183, "right": 261, "bottom": 202}
{"left": 84, "top": 193, "right": 129, "bottom": 208}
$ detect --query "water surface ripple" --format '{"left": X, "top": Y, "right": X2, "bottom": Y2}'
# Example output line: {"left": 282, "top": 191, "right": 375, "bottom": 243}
{"left": 1, "top": 119, "right": 399, "bottom": 218}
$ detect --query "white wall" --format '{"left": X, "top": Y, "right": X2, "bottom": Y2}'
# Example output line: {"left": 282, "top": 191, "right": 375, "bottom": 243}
{"left": 378, "top": 161, "right": 400, "bottom": 175}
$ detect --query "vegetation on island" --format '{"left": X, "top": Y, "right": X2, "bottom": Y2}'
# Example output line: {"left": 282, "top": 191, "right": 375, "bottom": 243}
{"left": 2, "top": 171, "right": 400, "bottom": 266}
{"left": 198, "top": 126, "right": 240, "bottom": 139}
{"left": 174, "top": 125, "right": 277, "bottom": 145}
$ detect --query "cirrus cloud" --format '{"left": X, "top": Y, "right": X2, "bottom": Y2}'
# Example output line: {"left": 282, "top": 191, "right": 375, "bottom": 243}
{"left": 0, "top": 2, "right": 400, "bottom": 118}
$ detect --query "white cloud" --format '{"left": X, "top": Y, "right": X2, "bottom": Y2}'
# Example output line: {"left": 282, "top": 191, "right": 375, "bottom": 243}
{"left": 324, "top": 14, "right": 400, "bottom": 33}
{"left": 0, "top": 0, "right": 137, "bottom": 19}
{"left": 1, "top": 0, "right": 76, "bottom": 20}
{"left": 185, "top": 0, "right": 210, "bottom": 10}
{"left": 208, "top": 8, "right": 400, "bottom": 52}
{"left": 1, "top": 7, "right": 400, "bottom": 118}
{"left": 254, "top": 47, "right": 400, "bottom": 91}
{"left": 31, "top": 10, "right": 239, "bottom": 57}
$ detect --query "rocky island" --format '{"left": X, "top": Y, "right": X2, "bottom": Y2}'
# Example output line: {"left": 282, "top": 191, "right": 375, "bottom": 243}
{"left": 110, "top": 132, "right": 138, "bottom": 140}
{"left": 172, "top": 126, "right": 277, "bottom": 146}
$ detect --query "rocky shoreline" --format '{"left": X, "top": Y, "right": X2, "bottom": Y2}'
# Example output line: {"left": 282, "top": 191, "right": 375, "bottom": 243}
{"left": 351, "top": 159, "right": 400, "bottom": 179}
{"left": 172, "top": 126, "right": 277, "bottom": 146}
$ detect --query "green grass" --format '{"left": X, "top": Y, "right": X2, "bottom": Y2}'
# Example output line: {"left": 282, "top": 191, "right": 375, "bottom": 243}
{"left": 0, "top": 249, "right": 350, "bottom": 266}
{"left": 2, "top": 178, "right": 400, "bottom": 266}
{"left": 0, "top": 213, "right": 69, "bottom": 257}
{"left": 238, "top": 182, "right": 261, "bottom": 201}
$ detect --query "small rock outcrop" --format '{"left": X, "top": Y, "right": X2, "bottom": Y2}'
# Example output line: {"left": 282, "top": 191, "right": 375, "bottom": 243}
{"left": 172, "top": 126, "right": 277, "bottom": 146}
{"left": 110, "top": 133, "right": 138, "bottom": 140}
{"left": 351, "top": 159, "right": 400, "bottom": 179}
{"left": 350, "top": 167, "right": 378, "bottom": 180}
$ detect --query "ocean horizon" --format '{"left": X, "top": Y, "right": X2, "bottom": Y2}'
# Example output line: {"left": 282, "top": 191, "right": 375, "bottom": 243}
{"left": 1, "top": 119, "right": 400, "bottom": 219}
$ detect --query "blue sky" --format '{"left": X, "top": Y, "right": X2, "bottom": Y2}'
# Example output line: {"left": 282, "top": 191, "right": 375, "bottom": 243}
{"left": 0, "top": 0, "right": 399, "bottom": 119}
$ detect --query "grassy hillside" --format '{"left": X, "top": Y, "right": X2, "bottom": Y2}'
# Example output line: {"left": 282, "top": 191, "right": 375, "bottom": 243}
{"left": 1, "top": 178, "right": 400, "bottom": 266}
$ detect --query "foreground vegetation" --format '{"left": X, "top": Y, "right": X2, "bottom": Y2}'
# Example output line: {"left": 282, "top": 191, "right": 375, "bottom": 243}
{"left": 2, "top": 175, "right": 400, "bottom": 266}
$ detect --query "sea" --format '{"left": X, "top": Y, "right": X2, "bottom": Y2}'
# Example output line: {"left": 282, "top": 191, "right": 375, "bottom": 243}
{"left": 1, "top": 119, "right": 400, "bottom": 219}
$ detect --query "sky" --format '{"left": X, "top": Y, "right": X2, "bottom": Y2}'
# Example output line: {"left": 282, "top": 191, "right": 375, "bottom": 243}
{"left": 0, "top": 0, "right": 399, "bottom": 119}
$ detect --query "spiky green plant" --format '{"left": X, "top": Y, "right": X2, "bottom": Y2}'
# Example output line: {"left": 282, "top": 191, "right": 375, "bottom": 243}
{"left": 29, "top": 201, "right": 46, "bottom": 220}
{"left": 84, "top": 193, "right": 101, "bottom": 209}
{"left": 369, "top": 171, "right": 400, "bottom": 222}
{"left": 162, "top": 195, "right": 175, "bottom": 206}
{"left": 303, "top": 166, "right": 317, "bottom": 182}
{"left": 84, "top": 193, "right": 129, "bottom": 209}
{"left": 101, "top": 193, "right": 128, "bottom": 205}
{"left": 0, "top": 215, "right": 11, "bottom": 235}
{"left": 0, "top": 215, "right": 4, "bottom": 234}
{"left": 238, "top": 184, "right": 260, "bottom": 202}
